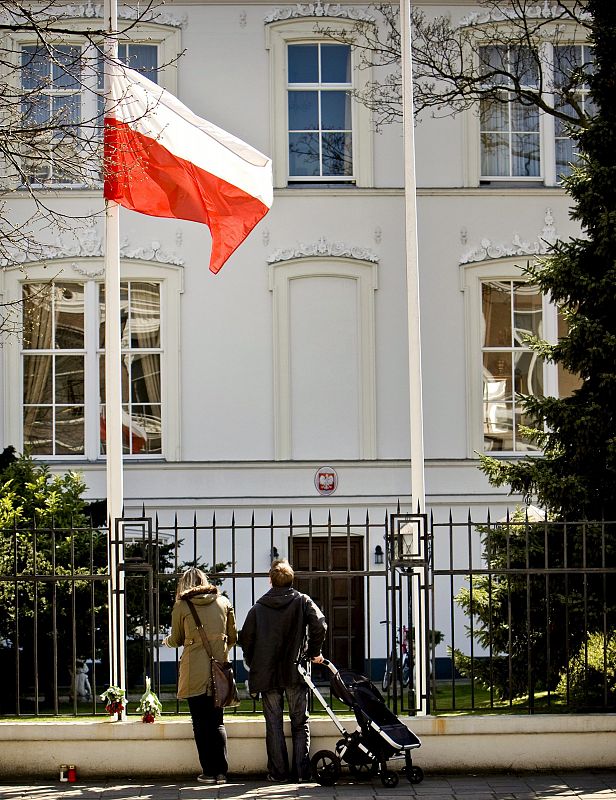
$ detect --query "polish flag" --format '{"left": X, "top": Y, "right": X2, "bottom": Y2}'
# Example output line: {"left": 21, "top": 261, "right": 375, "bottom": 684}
{"left": 103, "top": 67, "right": 273, "bottom": 274}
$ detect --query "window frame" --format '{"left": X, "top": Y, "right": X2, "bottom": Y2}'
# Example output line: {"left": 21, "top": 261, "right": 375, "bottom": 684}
{"left": 462, "top": 258, "right": 559, "bottom": 457}
{"left": 265, "top": 18, "right": 373, "bottom": 189}
{"left": 464, "top": 32, "right": 591, "bottom": 187}
{"left": 8, "top": 20, "right": 180, "bottom": 190}
{"left": 3, "top": 259, "right": 182, "bottom": 462}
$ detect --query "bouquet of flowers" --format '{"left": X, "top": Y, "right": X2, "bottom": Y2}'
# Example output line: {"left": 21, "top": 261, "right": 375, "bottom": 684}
{"left": 100, "top": 685, "right": 125, "bottom": 717}
{"left": 136, "top": 676, "right": 163, "bottom": 723}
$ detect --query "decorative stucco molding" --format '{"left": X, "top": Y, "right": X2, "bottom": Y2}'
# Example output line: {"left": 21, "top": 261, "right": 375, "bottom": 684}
{"left": 265, "top": 1, "right": 374, "bottom": 24}
{"left": 0, "top": 2, "right": 186, "bottom": 27}
{"left": 268, "top": 236, "right": 379, "bottom": 264}
{"left": 0, "top": 216, "right": 184, "bottom": 269}
{"left": 460, "top": 208, "right": 558, "bottom": 265}
{"left": 460, "top": 1, "right": 590, "bottom": 27}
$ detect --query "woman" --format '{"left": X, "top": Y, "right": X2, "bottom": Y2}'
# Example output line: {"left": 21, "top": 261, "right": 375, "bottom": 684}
{"left": 164, "top": 567, "right": 237, "bottom": 784}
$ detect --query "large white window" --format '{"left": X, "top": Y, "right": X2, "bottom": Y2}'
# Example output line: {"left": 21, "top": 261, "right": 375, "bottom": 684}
{"left": 553, "top": 44, "right": 595, "bottom": 178}
{"left": 19, "top": 42, "right": 158, "bottom": 186}
{"left": 471, "top": 42, "right": 593, "bottom": 186}
{"left": 463, "top": 261, "right": 581, "bottom": 455}
{"left": 23, "top": 279, "right": 161, "bottom": 456}
{"left": 4, "top": 260, "right": 181, "bottom": 461}
{"left": 266, "top": 19, "right": 373, "bottom": 188}
{"left": 287, "top": 43, "right": 353, "bottom": 180}
{"left": 479, "top": 46, "right": 541, "bottom": 180}
{"left": 481, "top": 280, "right": 543, "bottom": 452}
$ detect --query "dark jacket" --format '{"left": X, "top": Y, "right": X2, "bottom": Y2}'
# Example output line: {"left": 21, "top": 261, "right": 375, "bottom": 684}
{"left": 239, "top": 587, "right": 327, "bottom": 692}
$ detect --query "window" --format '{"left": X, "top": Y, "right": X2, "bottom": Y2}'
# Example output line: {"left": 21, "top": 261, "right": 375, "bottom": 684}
{"left": 20, "top": 44, "right": 92, "bottom": 186}
{"left": 554, "top": 44, "right": 595, "bottom": 178}
{"left": 12, "top": 260, "right": 182, "bottom": 460}
{"left": 23, "top": 282, "right": 86, "bottom": 456}
{"left": 15, "top": 14, "right": 180, "bottom": 189}
{"left": 99, "top": 282, "right": 162, "bottom": 456}
{"left": 472, "top": 42, "right": 593, "bottom": 186}
{"left": 479, "top": 46, "right": 541, "bottom": 180}
{"left": 287, "top": 43, "right": 353, "bottom": 180}
{"left": 23, "top": 280, "right": 161, "bottom": 456}
{"left": 266, "top": 19, "right": 373, "bottom": 188}
{"left": 482, "top": 281, "right": 543, "bottom": 452}
{"left": 463, "top": 261, "right": 582, "bottom": 455}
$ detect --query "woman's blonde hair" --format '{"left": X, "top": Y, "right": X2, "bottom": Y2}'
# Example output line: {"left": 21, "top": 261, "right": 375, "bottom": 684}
{"left": 176, "top": 567, "right": 210, "bottom": 602}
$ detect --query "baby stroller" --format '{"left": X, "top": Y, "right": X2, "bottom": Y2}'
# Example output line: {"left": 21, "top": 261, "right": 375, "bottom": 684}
{"left": 298, "top": 658, "right": 423, "bottom": 788}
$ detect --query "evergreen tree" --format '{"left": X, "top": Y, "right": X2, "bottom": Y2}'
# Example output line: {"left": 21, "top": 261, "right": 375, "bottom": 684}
{"left": 480, "top": 0, "right": 616, "bottom": 520}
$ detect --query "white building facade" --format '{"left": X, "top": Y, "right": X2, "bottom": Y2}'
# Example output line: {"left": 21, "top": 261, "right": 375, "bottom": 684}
{"left": 0, "top": 0, "right": 585, "bottom": 525}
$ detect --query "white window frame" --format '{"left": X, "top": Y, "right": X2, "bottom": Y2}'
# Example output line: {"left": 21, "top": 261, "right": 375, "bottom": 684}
{"left": 463, "top": 32, "right": 590, "bottom": 187}
{"left": 268, "top": 257, "right": 378, "bottom": 459}
{"left": 265, "top": 18, "right": 373, "bottom": 189}
{"left": 3, "top": 259, "right": 182, "bottom": 461}
{"left": 7, "top": 21, "right": 180, "bottom": 190}
{"left": 462, "top": 258, "right": 559, "bottom": 457}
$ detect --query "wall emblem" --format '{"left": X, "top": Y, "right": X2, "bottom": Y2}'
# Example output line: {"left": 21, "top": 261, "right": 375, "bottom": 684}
{"left": 315, "top": 466, "right": 338, "bottom": 496}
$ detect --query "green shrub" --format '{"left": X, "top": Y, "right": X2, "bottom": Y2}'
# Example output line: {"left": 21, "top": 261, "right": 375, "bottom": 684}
{"left": 557, "top": 632, "right": 616, "bottom": 709}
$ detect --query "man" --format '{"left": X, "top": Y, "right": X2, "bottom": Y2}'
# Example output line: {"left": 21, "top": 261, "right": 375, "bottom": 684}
{"left": 239, "top": 558, "right": 327, "bottom": 783}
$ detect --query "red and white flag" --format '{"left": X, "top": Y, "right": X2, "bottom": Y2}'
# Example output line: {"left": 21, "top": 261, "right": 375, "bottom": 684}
{"left": 104, "top": 67, "right": 273, "bottom": 274}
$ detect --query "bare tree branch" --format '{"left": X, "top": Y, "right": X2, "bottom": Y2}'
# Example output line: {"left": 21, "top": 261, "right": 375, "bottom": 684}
{"left": 316, "top": 0, "right": 593, "bottom": 130}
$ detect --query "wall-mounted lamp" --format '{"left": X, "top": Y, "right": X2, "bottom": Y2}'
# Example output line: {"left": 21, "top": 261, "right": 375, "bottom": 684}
{"left": 270, "top": 546, "right": 279, "bottom": 562}
{"left": 374, "top": 544, "right": 384, "bottom": 565}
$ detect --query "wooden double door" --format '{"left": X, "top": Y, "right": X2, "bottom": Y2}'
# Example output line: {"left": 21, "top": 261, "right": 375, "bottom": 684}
{"left": 292, "top": 536, "right": 365, "bottom": 672}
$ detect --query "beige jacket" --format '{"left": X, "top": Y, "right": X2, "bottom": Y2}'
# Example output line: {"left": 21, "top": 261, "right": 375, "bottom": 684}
{"left": 167, "top": 587, "right": 237, "bottom": 699}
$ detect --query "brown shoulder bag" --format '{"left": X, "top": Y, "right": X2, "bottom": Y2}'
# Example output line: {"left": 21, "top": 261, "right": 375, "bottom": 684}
{"left": 185, "top": 598, "right": 240, "bottom": 708}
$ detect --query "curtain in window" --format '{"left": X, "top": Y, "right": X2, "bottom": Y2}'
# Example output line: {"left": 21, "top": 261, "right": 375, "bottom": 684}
{"left": 23, "top": 286, "right": 54, "bottom": 447}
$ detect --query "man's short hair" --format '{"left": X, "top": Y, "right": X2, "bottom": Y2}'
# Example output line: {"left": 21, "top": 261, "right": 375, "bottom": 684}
{"left": 270, "top": 558, "right": 294, "bottom": 587}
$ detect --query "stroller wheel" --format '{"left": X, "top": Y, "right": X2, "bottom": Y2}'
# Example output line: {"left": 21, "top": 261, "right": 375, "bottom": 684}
{"left": 380, "top": 770, "right": 399, "bottom": 788}
{"left": 311, "top": 750, "right": 341, "bottom": 786}
{"left": 406, "top": 765, "right": 424, "bottom": 784}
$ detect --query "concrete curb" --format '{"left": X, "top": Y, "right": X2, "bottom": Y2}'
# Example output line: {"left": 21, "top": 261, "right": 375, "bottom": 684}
{"left": 0, "top": 714, "right": 615, "bottom": 777}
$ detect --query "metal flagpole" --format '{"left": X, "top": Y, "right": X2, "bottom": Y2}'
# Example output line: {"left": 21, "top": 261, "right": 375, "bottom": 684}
{"left": 103, "top": 0, "right": 126, "bottom": 701}
{"left": 401, "top": 0, "right": 428, "bottom": 715}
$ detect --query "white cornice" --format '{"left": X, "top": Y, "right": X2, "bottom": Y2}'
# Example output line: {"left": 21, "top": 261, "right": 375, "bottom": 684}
{"left": 460, "top": 208, "right": 558, "bottom": 264}
{"left": 0, "top": 2, "right": 186, "bottom": 27}
{"left": 268, "top": 236, "right": 379, "bottom": 263}
{"left": 265, "top": 1, "right": 374, "bottom": 23}
{"left": 460, "top": 1, "right": 590, "bottom": 27}
{"left": 0, "top": 216, "right": 184, "bottom": 269}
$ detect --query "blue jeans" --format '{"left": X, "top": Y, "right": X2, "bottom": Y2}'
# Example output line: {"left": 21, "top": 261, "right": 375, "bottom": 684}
{"left": 187, "top": 693, "right": 228, "bottom": 777}
{"left": 261, "top": 685, "right": 310, "bottom": 781}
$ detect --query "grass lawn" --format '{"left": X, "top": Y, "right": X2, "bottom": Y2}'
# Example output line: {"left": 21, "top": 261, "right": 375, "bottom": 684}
{"left": 4, "top": 680, "right": 571, "bottom": 720}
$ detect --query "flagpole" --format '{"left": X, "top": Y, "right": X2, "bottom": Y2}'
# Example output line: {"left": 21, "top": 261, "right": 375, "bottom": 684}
{"left": 103, "top": 0, "right": 126, "bottom": 701}
{"left": 401, "top": 0, "right": 428, "bottom": 715}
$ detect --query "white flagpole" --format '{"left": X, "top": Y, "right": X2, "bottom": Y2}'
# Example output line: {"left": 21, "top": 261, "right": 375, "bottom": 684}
{"left": 401, "top": 0, "right": 425, "bottom": 516}
{"left": 103, "top": 0, "right": 126, "bottom": 701}
{"left": 401, "top": 0, "right": 428, "bottom": 715}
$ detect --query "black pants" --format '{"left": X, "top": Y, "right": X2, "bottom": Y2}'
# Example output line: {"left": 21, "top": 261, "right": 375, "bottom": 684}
{"left": 187, "top": 693, "right": 228, "bottom": 777}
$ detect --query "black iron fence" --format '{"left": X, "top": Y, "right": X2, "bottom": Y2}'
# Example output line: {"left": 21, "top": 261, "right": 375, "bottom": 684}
{"left": 1, "top": 508, "right": 615, "bottom": 717}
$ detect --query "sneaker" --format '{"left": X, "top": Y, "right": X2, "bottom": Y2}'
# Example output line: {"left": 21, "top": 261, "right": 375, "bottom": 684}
{"left": 266, "top": 775, "right": 289, "bottom": 784}
{"left": 197, "top": 775, "right": 216, "bottom": 784}
{"left": 215, "top": 775, "right": 227, "bottom": 785}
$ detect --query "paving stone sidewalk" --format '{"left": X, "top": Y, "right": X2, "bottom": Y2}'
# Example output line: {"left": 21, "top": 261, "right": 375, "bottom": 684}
{"left": 1, "top": 772, "right": 616, "bottom": 800}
